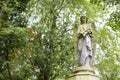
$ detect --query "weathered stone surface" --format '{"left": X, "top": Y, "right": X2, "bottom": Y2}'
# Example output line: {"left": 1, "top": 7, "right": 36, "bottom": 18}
{"left": 69, "top": 66, "right": 100, "bottom": 80}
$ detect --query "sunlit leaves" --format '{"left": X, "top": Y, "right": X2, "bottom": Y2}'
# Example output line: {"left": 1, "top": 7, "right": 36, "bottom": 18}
{"left": 107, "top": 10, "right": 120, "bottom": 31}
{"left": 96, "top": 27, "right": 120, "bottom": 80}
{"left": 0, "top": 0, "right": 30, "bottom": 28}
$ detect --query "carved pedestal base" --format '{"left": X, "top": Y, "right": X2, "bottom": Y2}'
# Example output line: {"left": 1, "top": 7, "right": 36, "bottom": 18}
{"left": 69, "top": 66, "right": 100, "bottom": 80}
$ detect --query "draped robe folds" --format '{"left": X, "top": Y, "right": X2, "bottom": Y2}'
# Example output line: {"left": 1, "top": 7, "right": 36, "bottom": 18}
{"left": 77, "top": 24, "right": 93, "bottom": 67}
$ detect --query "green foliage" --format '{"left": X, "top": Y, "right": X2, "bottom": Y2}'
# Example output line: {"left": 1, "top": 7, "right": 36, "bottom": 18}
{"left": 0, "top": 27, "right": 30, "bottom": 80}
{"left": 107, "top": 5, "right": 120, "bottom": 31}
{"left": 89, "top": 1, "right": 120, "bottom": 80}
{"left": 0, "top": 0, "right": 30, "bottom": 28}
{"left": 96, "top": 28, "right": 120, "bottom": 80}
{"left": 0, "top": 27, "right": 29, "bottom": 51}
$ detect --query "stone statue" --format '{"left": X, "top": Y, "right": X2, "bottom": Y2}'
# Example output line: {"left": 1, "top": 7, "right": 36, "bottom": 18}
{"left": 76, "top": 16, "right": 96, "bottom": 67}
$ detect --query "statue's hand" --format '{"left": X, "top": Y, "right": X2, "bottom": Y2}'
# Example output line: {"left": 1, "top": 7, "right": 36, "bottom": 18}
{"left": 87, "top": 31, "right": 93, "bottom": 38}
{"left": 87, "top": 30, "right": 93, "bottom": 37}
{"left": 83, "top": 32, "right": 87, "bottom": 37}
{"left": 89, "top": 33, "right": 93, "bottom": 38}
{"left": 87, "top": 29, "right": 92, "bottom": 34}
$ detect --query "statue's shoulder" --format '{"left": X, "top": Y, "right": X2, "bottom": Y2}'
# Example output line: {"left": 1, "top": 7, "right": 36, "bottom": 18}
{"left": 87, "top": 22, "right": 96, "bottom": 29}
{"left": 87, "top": 22, "right": 92, "bottom": 26}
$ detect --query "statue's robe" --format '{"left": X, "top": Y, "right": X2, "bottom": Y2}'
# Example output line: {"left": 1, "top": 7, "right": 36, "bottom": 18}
{"left": 77, "top": 24, "right": 93, "bottom": 66}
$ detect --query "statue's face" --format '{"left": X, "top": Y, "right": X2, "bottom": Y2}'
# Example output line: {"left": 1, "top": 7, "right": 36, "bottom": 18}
{"left": 80, "top": 16, "right": 87, "bottom": 24}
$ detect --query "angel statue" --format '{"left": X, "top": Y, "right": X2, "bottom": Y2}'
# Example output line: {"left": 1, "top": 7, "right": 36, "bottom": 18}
{"left": 74, "top": 16, "right": 96, "bottom": 67}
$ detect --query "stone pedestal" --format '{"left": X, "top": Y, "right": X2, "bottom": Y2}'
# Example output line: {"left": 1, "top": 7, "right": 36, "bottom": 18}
{"left": 69, "top": 66, "right": 100, "bottom": 80}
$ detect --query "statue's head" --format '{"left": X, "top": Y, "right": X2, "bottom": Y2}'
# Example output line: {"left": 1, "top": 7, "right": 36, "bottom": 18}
{"left": 80, "top": 16, "right": 88, "bottom": 24}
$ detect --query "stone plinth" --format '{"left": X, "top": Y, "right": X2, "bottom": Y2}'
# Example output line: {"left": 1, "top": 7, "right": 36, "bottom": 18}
{"left": 69, "top": 66, "right": 100, "bottom": 80}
